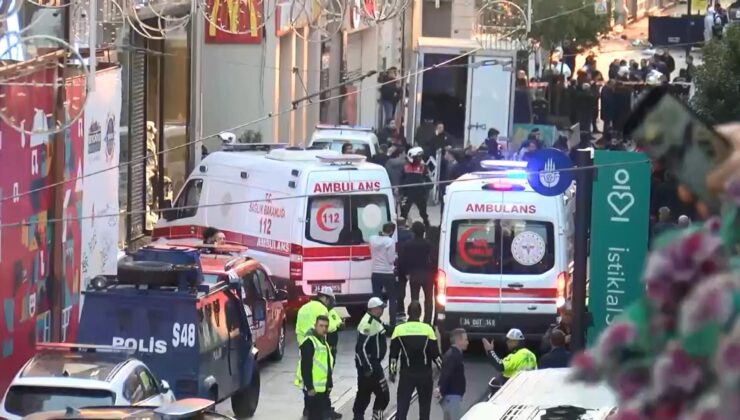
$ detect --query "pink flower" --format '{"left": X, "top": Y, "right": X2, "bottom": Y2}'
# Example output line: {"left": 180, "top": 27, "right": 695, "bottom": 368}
{"left": 652, "top": 342, "right": 704, "bottom": 398}
{"left": 595, "top": 322, "right": 638, "bottom": 361}
{"left": 679, "top": 274, "right": 735, "bottom": 334}
{"left": 714, "top": 324, "right": 740, "bottom": 386}
{"left": 614, "top": 367, "right": 650, "bottom": 402}
{"left": 610, "top": 408, "right": 650, "bottom": 420}
{"left": 569, "top": 351, "right": 601, "bottom": 383}
{"left": 724, "top": 175, "right": 740, "bottom": 206}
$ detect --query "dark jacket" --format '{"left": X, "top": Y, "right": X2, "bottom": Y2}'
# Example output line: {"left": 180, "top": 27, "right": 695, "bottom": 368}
{"left": 398, "top": 237, "right": 433, "bottom": 278}
{"left": 389, "top": 320, "right": 441, "bottom": 375}
{"left": 538, "top": 347, "right": 572, "bottom": 369}
{"left": 370, "top": 153, "right": 389, "bottom": 167}
{"left": 354, "top": 313, "right": 389, "bottom": 378}
{"left": 300, "top": 331, "right": 333, "bottom": 392}
{"left": 438, "top": 346, "right": 466, "bottom": 397}
{"left": 600, "top": 87, "right": 615, "bottom": 122}
{"left": 401, "top": 162, "right": 429, "bottom": 196}
{"left": 540, "top": 323, "right": 571, "bottom": 355}
{"left": 380, "top": 78, "right": 401, "bottom": 102}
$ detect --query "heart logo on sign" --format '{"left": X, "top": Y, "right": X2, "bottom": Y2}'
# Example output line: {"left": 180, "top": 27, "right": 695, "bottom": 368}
{"left": 607, "top": 191, "right": 635, "bottom": 216}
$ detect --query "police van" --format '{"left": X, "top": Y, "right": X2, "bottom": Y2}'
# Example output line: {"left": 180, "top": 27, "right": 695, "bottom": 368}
{"left": 307, "top": 124, "right": 381, "bottom": 156}
{"left": 153, "top": 148, "right": 396, "bottom": 309}
{"left": 436, "top": 161, "right": 574, "bottom": 342}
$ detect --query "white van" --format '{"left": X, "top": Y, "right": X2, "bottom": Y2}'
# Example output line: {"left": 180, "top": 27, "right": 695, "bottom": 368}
{"left": 308, "top": 125, "right": 380, "bottom": 156}
{"left": 436, "top": 161, "right": 574, "bottom": 341}
{"left": 153, "top": 148, "right": 396, "bottom": 309}
{"left": 462, "top": 368, "right": 617, "bottom": 420}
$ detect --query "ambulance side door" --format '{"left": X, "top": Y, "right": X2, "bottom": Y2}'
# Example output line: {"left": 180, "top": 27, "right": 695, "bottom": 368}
{"left": 301, "top": 172, "right": 352, "bottom": 297}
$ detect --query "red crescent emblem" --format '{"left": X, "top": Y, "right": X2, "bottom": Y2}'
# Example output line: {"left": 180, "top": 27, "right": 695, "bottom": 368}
{"left": 456, "top": 226, "right": 493, "bottom": 267}
{"left": 317, "top": 204, "right": 339, "bottom": 232}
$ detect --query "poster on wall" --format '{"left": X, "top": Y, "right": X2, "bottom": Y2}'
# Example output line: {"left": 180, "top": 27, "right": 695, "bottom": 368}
{"left": 0, "top": 69, "right": 85, "bottom": 393}
{"left": 204, "top": 0, "right": 263, "bottom": 43}
{"left": 81, "top": 68, "right": 122, "bottom": 300}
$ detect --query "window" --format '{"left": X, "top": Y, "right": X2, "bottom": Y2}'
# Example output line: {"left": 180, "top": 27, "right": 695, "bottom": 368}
{"left": 171, "top": 178, "right": 203, "bottom": 219}
{"left": 306, "top": 194, "right": 391, "bottom": 245}
{"left": 3, "top": 386, "right": 115, "bottom": 416}
{"left": 254, "top": 270, "right": 275, "bottom": 300}
{"left": 136, "top": 367, "right": 160, "bottom": 401}
{"left": 242, "top": 271, "right": 266, "bottom": 322}
{"left": 450, "top": 219, "right": 555, "bottom": 275}
{"left": 312, "top": 139, "right": 370, "bottom": 156}
{"left": 123, "top": 370, "right": 146, "bottom": 403}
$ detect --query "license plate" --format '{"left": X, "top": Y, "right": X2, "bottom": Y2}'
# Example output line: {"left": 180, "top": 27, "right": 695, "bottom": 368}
{"left": 311, "top": 284, "right": 342, "bottom": 294}
{"left": 459, "top": 317, "right": 496, "bottom": 328}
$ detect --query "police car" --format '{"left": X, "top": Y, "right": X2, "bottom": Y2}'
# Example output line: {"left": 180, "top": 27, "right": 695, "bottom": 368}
{"left": 22, "top": 398, "right": 233, "bottom": 420}
{"left": 0, "top": 343, "right": 175, "bottom": 419}
{"left": 307, "top": 124, "right": 381, "bottom": 156}
{"left": 436, "top": 160, "right": 575, "bottom": 343}
{"left": 462, "top": 368, "right": 617, "bottom": 419}
{"left": 75, "top": 245, "right": 262, "bottom": 417}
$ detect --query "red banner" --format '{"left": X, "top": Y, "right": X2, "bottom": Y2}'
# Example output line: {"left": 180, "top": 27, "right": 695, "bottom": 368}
{"left": 204, "top": 0, "right": 263, "bottom": 44}
{"left": 0, "top": 70, "right": 85, "bottom": 393}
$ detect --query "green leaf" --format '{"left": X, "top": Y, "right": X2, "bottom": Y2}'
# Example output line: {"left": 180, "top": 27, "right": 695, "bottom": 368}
{"left": 691, "top": 25, "right": 740, "bottom": 125}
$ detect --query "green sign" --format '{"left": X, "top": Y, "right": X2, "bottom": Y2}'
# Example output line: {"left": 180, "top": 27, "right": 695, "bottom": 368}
{"left": 587, "top": 151, "right": 651, "bottom": 345}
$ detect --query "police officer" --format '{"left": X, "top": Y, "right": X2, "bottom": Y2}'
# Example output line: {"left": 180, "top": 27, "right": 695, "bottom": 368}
{"left": 295, "top": 315, "right": 333, "bottom": 420}
{"left": 353, "top": 297, "right": 391, "bottom": 420}
{"left": 296, "top": 287, "right": 340, "bottom": 419}
{"left": 296, "top": 287, "right": 334, "bottom": 345}
{"left": 483, "top": 328, "right": 537, "bottom": 384}
{"left": 389, "top": 301, "right": 441, "bottom": 420}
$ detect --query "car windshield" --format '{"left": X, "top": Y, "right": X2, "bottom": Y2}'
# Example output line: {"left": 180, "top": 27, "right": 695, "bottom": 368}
{"left": 4, "top": 386, "right": 115, "bottom": 416}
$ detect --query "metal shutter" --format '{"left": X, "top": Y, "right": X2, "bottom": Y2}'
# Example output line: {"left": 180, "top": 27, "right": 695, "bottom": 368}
{"left": 128, "top": 44, "right": 146, "bottom": 242}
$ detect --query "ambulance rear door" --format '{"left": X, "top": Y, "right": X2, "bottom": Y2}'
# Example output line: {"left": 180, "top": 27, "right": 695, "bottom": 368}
{"left": 444, "top": 190, "right": 503, "bottom": 330}
{"left": 302, "top": 171, "right": 353, "bottom": 297}
{"left": 346, "top": 169, "right": 395, "bottom": 297}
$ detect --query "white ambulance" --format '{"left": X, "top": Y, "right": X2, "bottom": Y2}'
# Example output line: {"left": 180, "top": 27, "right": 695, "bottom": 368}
{"left": 153, "top": 147, "right": 396, "bottom": 310}
{"left": 436, "top": 160, "right": 574, "bottom": 341}
{"left": 307, "top": 124, "right": 381, "bottom": 156}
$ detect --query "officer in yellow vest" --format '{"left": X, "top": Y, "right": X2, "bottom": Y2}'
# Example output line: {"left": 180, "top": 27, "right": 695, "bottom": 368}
{"left": 295, "top": 315, "right": 333, "bottom": 420}
{"left": 296, "top": 287, "right": 334, "bottom": 344}
{"left": 483, "top": 328, "right": 537, "bottom": 383}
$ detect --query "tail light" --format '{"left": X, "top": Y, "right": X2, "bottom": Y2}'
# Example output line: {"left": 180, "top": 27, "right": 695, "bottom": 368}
{"left": 290, "top": 244, "right": 303, "bottom": 283}
{"left": 556, "top": 271, "right": 569, "bottom": 308}
{"left": 436, "top": 269, "right": 447, "bottom": 306}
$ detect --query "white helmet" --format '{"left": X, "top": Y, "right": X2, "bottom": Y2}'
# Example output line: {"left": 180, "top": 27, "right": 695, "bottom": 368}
{"left": 219, "top": 132, "right": 237, "bottom": 145}
{"left": 317, "top": 286, "right": 335, "bottom": 300}
{"left": 506, "top": 328, "right": 525, "bottom": 341}
{"left": 407, "top": 146, "right": 424, "bottom": 162}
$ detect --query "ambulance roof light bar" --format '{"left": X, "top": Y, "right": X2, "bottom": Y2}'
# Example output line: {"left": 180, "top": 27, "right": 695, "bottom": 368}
{"left": 479, "top": 160, "right": 527, "bottom": 170}
{"left": 316, "top": 153, "right": 367, "bottom": 165}
{"left": 315, "top": 124, "right": 373, "bottom": 132}
{"left": 223, "top": 143, "right": 289, "bottom": 152}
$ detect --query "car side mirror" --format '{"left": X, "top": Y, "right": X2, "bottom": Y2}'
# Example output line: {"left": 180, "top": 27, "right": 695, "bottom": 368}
{"left": 160, "top": 380, "right": 171, "bottom": 392}
{"left": 275, "top": 289, "right": 288, "bottom": 301}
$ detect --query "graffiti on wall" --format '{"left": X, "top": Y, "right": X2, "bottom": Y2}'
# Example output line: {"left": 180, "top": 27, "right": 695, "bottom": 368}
{"left": 0, "top": 71, "right": 85, "bottom": 393}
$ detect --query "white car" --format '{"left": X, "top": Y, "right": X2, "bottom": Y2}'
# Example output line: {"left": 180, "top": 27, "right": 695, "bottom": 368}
{"left": 462, "top": 368, "right": 617, "bottom": 420}
{"left": 0, "top": 343, "right": 175, "bottom": 419}
{"left": 308, "top": 124, "right": 380, "bottom": 156}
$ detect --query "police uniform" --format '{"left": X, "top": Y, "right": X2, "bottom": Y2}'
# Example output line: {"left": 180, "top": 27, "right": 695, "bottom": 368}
{"left": 389, "top": 321, "right": 441, "bottom": 420}
{"left": 295, "top": 330, "right": 334, "bottom": 420}
{"left": 353, "top": 312, "right": 390, "bottom": 420}
{"left": 400, "top": 159, "right": 430, "bottom": 226}
{"left": 327, "top": 307, "right": 343, "bottom": 364}
{"left": 296, "top": 298, "right": 330, "bottom": 345}
{"left": 488, "top": 329, "right": 537, "bottom": 382}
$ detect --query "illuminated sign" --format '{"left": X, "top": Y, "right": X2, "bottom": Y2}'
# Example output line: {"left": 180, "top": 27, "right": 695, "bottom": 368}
{"left": 204, "top": 0, "right": 262, "bottom": 44}
{"left": 464, "top": 203, "right": 536, "bottom": 214}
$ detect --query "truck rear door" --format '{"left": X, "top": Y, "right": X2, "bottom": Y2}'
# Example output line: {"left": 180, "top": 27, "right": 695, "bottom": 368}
{"left": 465, "top": 54, "right": 514, "bottom": 149}
{"left": 302, "top": 171, "right": 353, "bottom": 297}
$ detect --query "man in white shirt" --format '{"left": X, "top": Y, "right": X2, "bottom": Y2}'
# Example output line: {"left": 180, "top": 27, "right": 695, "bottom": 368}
{"left": 369, "top": 222, "right": 398, "bottom": 327}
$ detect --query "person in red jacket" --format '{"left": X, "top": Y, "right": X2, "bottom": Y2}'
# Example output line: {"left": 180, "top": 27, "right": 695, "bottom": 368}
{"left": 400, "top": 147, "right": 430, "bottom": 227}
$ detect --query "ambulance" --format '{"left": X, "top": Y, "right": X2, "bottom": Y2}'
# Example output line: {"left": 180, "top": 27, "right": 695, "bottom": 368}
{"left": 307, "top": 124, "right": 381, "bottom": 156}
{"left": 436, "top": 161, "right": 574, "bottom": 342}
{"left": 153, "top": 147, "right": 396, "bottom": 310}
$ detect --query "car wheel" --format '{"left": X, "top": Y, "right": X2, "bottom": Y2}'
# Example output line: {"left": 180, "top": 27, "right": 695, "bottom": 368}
{"left": 270, "top": 322, "right": 286, "bottom": 361}
{"left": 232, "top": 367, "right": 260, "bottom": 418}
